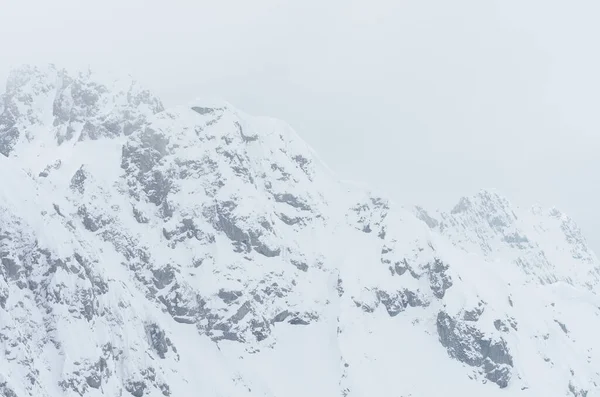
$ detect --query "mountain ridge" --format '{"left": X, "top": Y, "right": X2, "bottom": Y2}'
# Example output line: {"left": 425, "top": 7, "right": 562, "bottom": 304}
{"left": 0, "top": 64, "right": 599, "bottom": 397}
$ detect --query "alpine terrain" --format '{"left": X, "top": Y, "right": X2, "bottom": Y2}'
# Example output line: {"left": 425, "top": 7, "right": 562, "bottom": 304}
{"left": 0, "top": 64, "right": 599, "bottom": 397}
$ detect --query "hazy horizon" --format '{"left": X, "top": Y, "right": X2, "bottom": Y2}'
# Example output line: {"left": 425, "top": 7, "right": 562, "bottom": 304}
{"left": 2, "top": 0, "right": 599, "bottom": 251}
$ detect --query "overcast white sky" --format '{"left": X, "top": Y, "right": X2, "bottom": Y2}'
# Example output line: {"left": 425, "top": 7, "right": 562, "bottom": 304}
{"left": 1, "top": 0, "right": 599, "bottom": 250}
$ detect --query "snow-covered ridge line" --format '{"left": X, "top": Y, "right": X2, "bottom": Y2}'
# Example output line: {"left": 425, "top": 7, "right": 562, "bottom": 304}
{"left": 414, "top": 189, "right": 600, "bottom": 289}
{"left": 0, "top": 64, "right": 599, "bottom": 397}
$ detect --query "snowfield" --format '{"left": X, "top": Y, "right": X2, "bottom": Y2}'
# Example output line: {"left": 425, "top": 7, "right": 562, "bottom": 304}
{"left": 0, "top": 64, "right": 599, "bottom": 397}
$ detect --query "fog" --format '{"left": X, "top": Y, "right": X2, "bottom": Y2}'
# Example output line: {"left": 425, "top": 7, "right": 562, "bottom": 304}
{"left": 1, "top": 0, "right": 600, "bottom": 250}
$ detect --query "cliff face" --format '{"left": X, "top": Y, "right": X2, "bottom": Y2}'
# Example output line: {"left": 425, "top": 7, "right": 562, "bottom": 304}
{"left": 1, "top": 65, "right": 599, "bottom": 397}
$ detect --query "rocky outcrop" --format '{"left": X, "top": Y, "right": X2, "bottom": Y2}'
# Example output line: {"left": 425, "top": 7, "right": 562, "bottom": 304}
{"left": 437, "top": 311, "right": 513, "bottom": 388}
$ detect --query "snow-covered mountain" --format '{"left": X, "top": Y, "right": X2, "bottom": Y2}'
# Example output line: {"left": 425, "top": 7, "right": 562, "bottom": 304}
{"left": 0, "top": 64, "right": 599, "bottom": 397}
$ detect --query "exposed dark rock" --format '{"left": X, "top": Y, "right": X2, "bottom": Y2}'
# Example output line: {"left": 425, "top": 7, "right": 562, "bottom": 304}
{"left": 428, "top": 259, "right": 453, "bottom": 299}
{"left": 1, "top": 257, "right": 21, "bottom": 280}
{"left": 289, "top": 317, "right": 310, "bottom": 325}
{"left": 405, "top": 290, "right": 428, "bottom": 308}
{"left": 145, "top": 170, "right": 173, "bottom": 208}
{"left": 291, "top": 260, "right": 308, "bottom": 272}
{"left": 272, "top": 310, "right": 291, "bottom": 323}
{"left": 376, "top": 290, "right": 406, "bottom": 317}
{"left": 348, "top": 198, "right": 389, "bottom": 238}
{"left": 158, "top": 283, "right": 200, "bottom": 323}
{"left": 437, "top": 311, "right": 513, "bottom": 388}
{"left": 569, "top": 382, "right": 589, "bottom": 397}
{"left": 206, "top": 299, "right": 272, "bottom": 343}
{"left": 375, "top": 289, "right": 428, "bottom": 317}
{"left": 86, "top": 373, "right": 102, "bottom": 389}
{"left": 451, "top": 197, "right": 472, "bottom": 214}
{"left": 126, "top": 380, "right": 146, "bottom": 397}
{"left": 494, "top": 320, "right": 510, "bottom": 333}
{"left": 235, "top": 121, "right": 258, "bottom": 142}
{"left": 146, "top": 323, "right": 169, "bottom": 359}
{"left": 0, "top": 93, "right": 20, "bottom": 157}
{"left": 132, "top": 206, "right": 149, "bottom": 223}
{"left": 218, "top": 289, "right": 242, "bottom": 304}
{"left": 159, "top": 383, "right": 172, "bottom": 396}
{"left": 273, "top": 193, "right": 310, "bottom": 211}
{"left": 336, "top": 277, "right": 344, "bottom": 297}
{"left": 555, "top": 320, "right": 569, "bottom": 334}
{"left": 59, "top": 377, "right": 88, "bottom": 396}
{"left": 354, "top": 300, "right": 376, "bottom": 313}
{"left": 0, "top": 382, "right": 18, "bottom": 397}
{"left": 78, "top": 205, "right": 108, "bottom": 232}
{"left": 393, "top": 259, "right": 409, "bottom": 276}
{"left": 213, "top": 201, "right": 250, "bottom": 253}
{"left": 231, "top": 301, "right": 252, "bottom": 324}
{"left": 270, "top": 163, "right": 291, "bottom": 181}
{"left": 152, "top": 265, "right": 176, "bottom": 290}
{"left": 292, "top": 154, "right": 312, "bottom": 178}
{"left": 53, "top": 203, "right": 64, "bottom": 217}
{"left": 278, "top": 212, "right": 303, "bottom": 226}
{"left": 213, "top": 201, "right": 280, "bottom": 257}
{"left": 503, "top": 232, "right": 529, "bottom": 245}
{"left": 79, "top": 289, "right": 96, "bottom": 321}
{"left": 70, "top": 166, "right": 87, "bottom": 193}
{"left": 250, "top": 318, "right": 271, "bottom": 341}
{"left": 191, "top": 106, "right": 214, "bottom": 115}
{"left": 463, "top": 301, "right": 486, "bottom": 321}
{"left": 121, "top": 127, "right": 173, "bottom": 211}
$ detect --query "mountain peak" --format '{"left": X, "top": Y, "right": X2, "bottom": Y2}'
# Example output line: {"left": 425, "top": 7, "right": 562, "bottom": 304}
{"left": 414, "top": 189, "right": 599, "bottom": 290}
{"left": 450, "top": 189, "right": 513, "bottom": 215}
{"left": 1, "top": 65, "right": 599, "bottom": 397}
{"left": 0, "top": 64, "right": 163, "bottom": 163}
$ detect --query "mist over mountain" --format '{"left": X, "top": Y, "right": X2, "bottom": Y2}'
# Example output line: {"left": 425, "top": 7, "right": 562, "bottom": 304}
{"left": 0, "top": 65, "right": 599, "bottom": 397}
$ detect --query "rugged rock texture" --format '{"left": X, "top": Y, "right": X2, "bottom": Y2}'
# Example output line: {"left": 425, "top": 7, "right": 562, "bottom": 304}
{"left": 437, "top": 311, "right": 513, "bottom": 388}
{"left": 1, "top": 65, "right": 600, "bottom": 397}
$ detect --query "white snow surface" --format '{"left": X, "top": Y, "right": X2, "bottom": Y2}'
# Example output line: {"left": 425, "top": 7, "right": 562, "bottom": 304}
{"left": 0, "top": 65, "right": 599, "bottom": 397}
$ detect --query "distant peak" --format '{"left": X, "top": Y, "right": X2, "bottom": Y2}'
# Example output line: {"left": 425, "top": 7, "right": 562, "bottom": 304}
{"left": 4, "top": 64, "right": 148, "bottom": 97}
{"left": 4, "top": 63, "right": 61, "bottom": 94}
{"left": 450, "top": 189, "right": 512, "bottom": 215}
{"left": 474, "top": 188, "right": 509, "bottom": 203}
{"left": 0, "top": 64, "right": 164, "bottom": 159}
{"left": 7, "top": 63, "right": 60, "bottom": 78}
{"left": 548, "top": 206, "right": 564, "bottom": 218}
{"left": 450, "top": 196, "right": 472, "bottom": 214}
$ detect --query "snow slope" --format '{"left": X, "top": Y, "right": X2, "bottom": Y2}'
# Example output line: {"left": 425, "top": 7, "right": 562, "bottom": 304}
{"left": 0, "top": 65, "right": 599, "bottom": 397}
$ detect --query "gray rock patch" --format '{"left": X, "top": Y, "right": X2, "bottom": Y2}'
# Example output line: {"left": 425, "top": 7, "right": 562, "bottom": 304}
{"left": 437, "top": 311, "right": 513, "bottom": 388}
